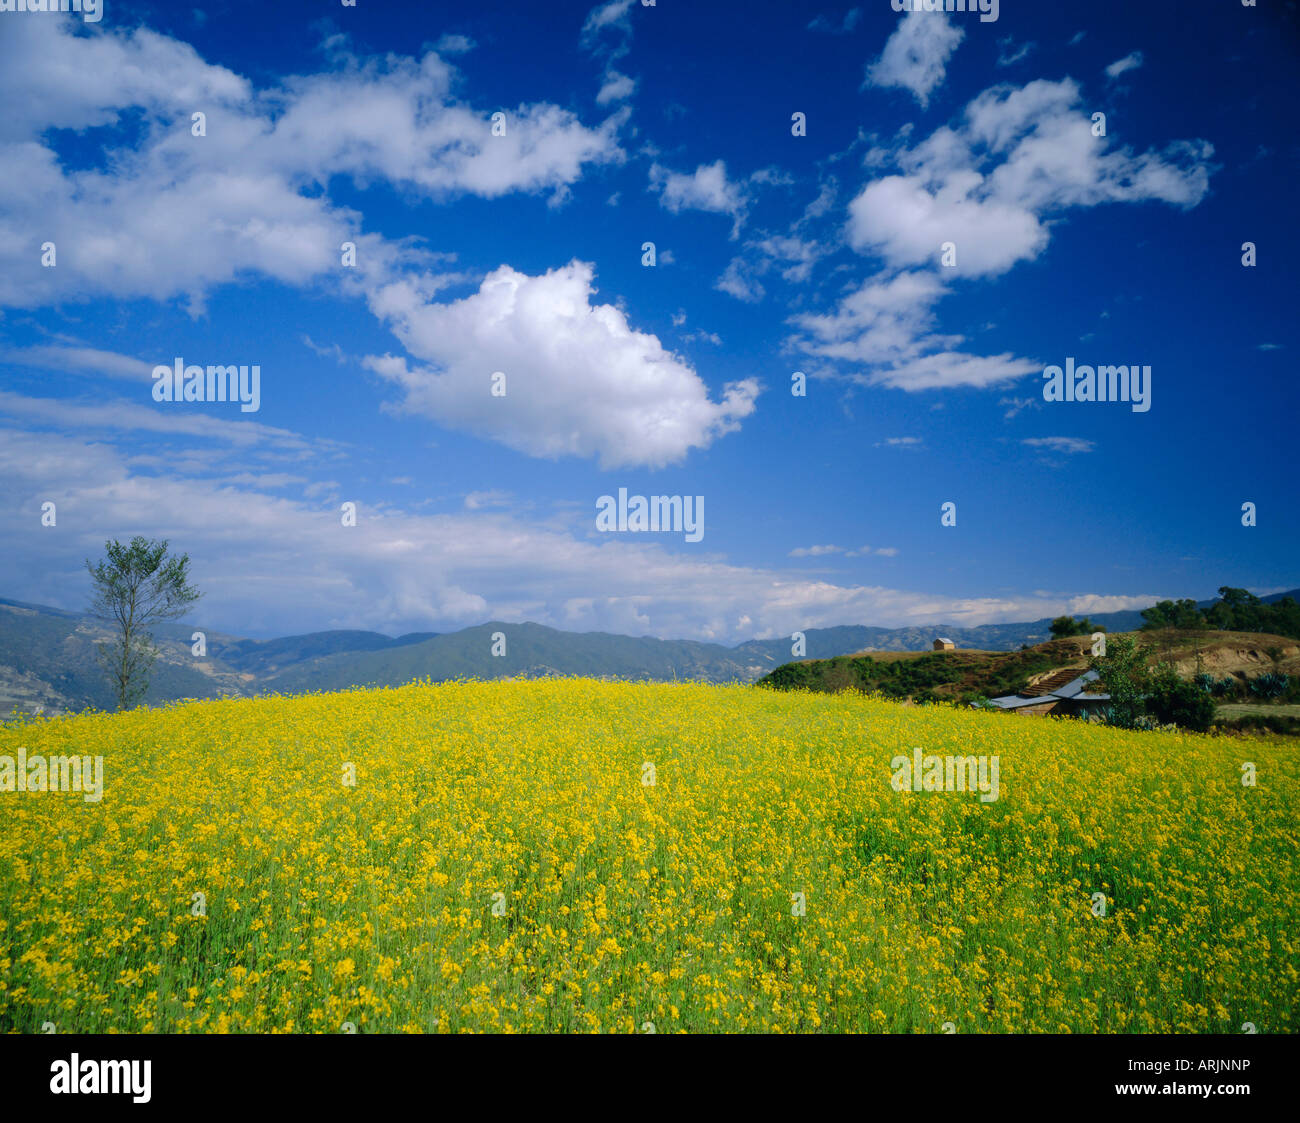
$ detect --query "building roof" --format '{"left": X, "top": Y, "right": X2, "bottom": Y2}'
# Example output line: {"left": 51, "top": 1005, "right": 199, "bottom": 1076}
{"left": 985, "top": 693, "right": 1058, "bottom": 710}
{"left": 935, "top": 637, "right": 954, "bottom": 644}
{"left": 1053, "top": 670, "right": 1109, "bottom": 699}
{"left": 987, "top": 669, "right": 1110, "bottom": 709}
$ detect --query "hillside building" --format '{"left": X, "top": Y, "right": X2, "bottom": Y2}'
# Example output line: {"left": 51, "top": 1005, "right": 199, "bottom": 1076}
{"left": 985, "top": 669, "right": 1111, "bottom": 718}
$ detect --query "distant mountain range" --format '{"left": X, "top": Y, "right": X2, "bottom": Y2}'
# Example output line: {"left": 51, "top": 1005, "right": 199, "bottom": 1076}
{"left": 2, "top": 589, "right": 1296, "bottom": 716}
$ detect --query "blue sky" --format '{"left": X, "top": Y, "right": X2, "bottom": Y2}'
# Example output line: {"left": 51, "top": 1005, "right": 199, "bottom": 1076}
{"left": 1, "top": 0, "right": 1295, "bottom": 642}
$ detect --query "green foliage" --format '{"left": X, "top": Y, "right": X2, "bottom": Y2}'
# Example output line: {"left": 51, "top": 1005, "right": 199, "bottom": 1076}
{"left": 85, "top": 537, "right": 202, "bottom": 711}
{"left": 1088, "top": 634, "right": 1151, "bottom": 729}
{"left": 1146, "top": 676, "right": 1216, "bottom": 732}
{"left": 1250, "top": 672, "right": 1290, "bottom": 699}
{"left": 1141, "top": 598, "right": 1207, "bottom": 631}
{"left": 1204, "top": 587, "right": 1300, "bottom": 639}
{"left": 1049, "top": 616, "right": 1098, "bottom": 638}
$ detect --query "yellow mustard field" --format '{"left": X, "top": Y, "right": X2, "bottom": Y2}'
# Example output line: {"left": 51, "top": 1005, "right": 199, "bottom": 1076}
{"left": 1, "top": 679, "right": 1296, "bottom": 1033}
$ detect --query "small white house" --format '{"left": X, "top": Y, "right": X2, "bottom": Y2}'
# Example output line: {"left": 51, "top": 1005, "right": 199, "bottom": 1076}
{"left": 933, "top": 638, "right": 955, "bottom": 651}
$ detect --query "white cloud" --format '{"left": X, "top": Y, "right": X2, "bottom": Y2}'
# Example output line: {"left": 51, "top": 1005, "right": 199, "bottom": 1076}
{"left": 750, "top": 235, "right": 826, "bottom": 283}
{"left": 864, "top": 10, "right": 965, "bottom": 108}
{"left": 649, "top": 160, "right": 750, "bottom": 236}
{"left": 302, "top": 336, "right": 348, "bottom": 364}
{"left": 1022, "top": 436, "right": 1095, "bottom": 455}
{"left": 996, "top": 39, "right": 1035, "bottom": 68}
{"left": 0, "top": 391, "right": 331, "bottom": 456}
{"left": 789, "top": 269, "right": 1041, "bottom": 392}
{"left": 714, "top": 259, "right": 765, "bottom": 303}
{"left": 363, "top": 260, "right": 759, "bottom": 469}
{"left": 847, "top": 79, "right": 1212, "bottom": 281}
{"left": 596, "top": 70, "right": 637, "bottom": 104}
{"left": 0, "top": 424, "right": 1164, "bottom": 642}
{"left": 1105, "top": 51, "right": 1144, "bottom": 81}
{"left": 464, "top": 490, "right": 514, "bottom": 510}
{"left": 2, "top": 344, "right": 156, "bottom": 381}
{"left": 848, "top": 172, "right": 1049, "bottom": 277}
{"left": 714, "top": 182, "right": 838, "bottom": 302}
{"left": 0, "top": 18, "right": 624, "bottom": 311}
{"left": 581, "top": 0, "right": 636, "bottom": 56}
{"left": 434, "top": 33, "right": 476, "bottom": 55}
{"left": 999, "top": 395, "right": 1040, "bottom": 419}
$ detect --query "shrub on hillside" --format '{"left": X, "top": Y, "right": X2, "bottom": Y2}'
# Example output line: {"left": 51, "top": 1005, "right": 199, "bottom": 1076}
{"left": 1146, "top": 678, "right": 1216, "bottom": 732}
{"left": 1249, "top": 671, "right": 1289, "bottom": 699}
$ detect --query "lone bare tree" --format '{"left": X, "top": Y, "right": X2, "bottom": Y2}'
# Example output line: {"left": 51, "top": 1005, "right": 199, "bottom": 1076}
{"left": 86, "top": 537, "right": 202, "bottom": 711}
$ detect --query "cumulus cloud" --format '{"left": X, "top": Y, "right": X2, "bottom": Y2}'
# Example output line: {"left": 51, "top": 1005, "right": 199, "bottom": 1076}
{"left": 363, "top": 260, "right": 759, "bottom": 469}
{"left": 788, "top": 270, "right": 1039, "bottom": 392}
{"left": 848, "top": 172, "right": 1049, "bottom": 277}
{"left": 0, "top": 17, "right": 624, "bottom": 311}
{"left": 649, "top": 160, "right": 750, "bottom": 237}
{"left": 794, "top": 75, "right": 1214, "bottom": 393}
{"left": 847, "top": 79, "right": 1213, "bottom": 279}
{"left": 863, "top": 9, "right": 965, "bottom": 108}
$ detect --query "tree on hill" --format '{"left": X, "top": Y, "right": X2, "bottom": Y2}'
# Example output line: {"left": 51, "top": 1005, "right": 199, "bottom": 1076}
{"left": 86, "top": 537, "right": 202, "bottom": 711}
{"left": 1141, "top": 598, "right": 1206, "bottom": 631}
{"left": 1088, "top": 634, "right": 1152, "bottom": 729}
{"left": 1136, "top": 587, "right": 1300, "bottom": 642}
{"left": 1049, "top": 616, "right": 1100, "bottom": 638}
{"left": 1204, "top": 586, "right": 1300, "bottom": 638}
